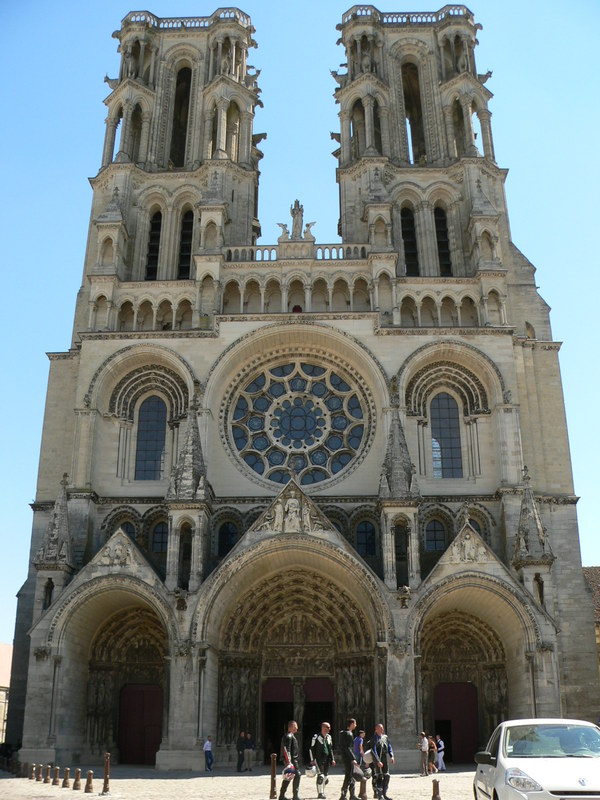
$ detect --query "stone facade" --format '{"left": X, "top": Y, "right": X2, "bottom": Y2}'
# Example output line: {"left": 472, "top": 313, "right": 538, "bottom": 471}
{"left": 7, "top": 5, "right": 598, "bottom": 771}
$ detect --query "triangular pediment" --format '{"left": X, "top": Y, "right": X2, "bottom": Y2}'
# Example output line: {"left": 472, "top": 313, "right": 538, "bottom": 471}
{"left": 438, "top": 522, "right": 492, "bottom": 567}
{"left": 246, "top": 479, "right": 339, "bottom": 536}
{"left": 88, "top": 527, "right": 153, "bottom": 573}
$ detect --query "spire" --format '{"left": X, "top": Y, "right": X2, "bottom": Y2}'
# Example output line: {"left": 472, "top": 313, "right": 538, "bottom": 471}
{"left": 166, "top": 402, "right": 206, "bottom": 501}
{"left": 513, "top": 466, "right": 554, "bottom": 567}
{"left": 379, "top": 407, "right": 419, "bottom": 500}
{"left": 35, "top": 474, "right": 74, "bottom": 569}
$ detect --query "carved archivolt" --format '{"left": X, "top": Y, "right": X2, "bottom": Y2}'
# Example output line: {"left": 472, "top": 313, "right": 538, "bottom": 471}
{"left": 221, "top": 568, "right": 373, "bottom": 653}
{"left": 405, "top": 360, "right": 489, "bottom": 417}
{"left": 421, "top": 610, "right": 505, "bottom": 665}
{"left": 109, "top": 363, "right": 189, "bottom": 421}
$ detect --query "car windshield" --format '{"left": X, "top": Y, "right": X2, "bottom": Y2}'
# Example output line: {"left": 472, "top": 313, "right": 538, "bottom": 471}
{"left": 504, "top": 724, "right": 600, "bottom": 758}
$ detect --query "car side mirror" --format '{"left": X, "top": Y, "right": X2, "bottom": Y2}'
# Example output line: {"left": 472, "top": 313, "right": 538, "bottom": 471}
{"left": 474, "top": 751, "right": 497, "bottom": 766}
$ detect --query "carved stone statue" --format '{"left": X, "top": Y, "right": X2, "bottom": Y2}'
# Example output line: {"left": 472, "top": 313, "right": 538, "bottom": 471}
{"left": 290, "top": 199, "right": 304, "bottom": 240}
{"left": 284, "top": 494, "right": 301, "bottom": 532}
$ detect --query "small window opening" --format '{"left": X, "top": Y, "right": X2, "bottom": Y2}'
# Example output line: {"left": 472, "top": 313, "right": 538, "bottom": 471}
{"left": 43, "top": 578, "right": 54, "bottom": 610}
{"left": 425, "top": 519, "right": 446, "bottom": 552}
{"left": 401, "top": 63, "right": 426, "bottom": 162}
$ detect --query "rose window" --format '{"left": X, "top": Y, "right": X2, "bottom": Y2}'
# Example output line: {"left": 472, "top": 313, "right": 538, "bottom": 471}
{"left": 228, "top": 360, "right": 370, "bottom": 486}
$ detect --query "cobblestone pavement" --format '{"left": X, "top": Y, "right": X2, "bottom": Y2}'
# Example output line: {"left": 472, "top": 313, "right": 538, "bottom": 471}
{"left": 1, "top": 765, "right": 475, "bottom": 800}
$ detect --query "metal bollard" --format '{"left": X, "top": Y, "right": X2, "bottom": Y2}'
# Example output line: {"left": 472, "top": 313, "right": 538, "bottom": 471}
{"left": 36, "top": 763, "right": 43, "bottom": 781}
{"left": 73, "top": 767, "right": 81, "bottom": 790}
{"left": 44, "top": 764, "right": 52, "bottom": 783}
{"left": 102, "top": 752, "right": 110, "bottom": 795}
{"left": 53, "top": 766, "right": 61, "bottom": 786}
{"left": 62, "top": 767, "right": 71, "bottom": 788}
{"left": 29, "top": 763, "right": 36, "bottom": 780}
{"left": 84, "top": 770, "right": 93, "bottom": 794}
{"left": 270, "top": 752, "right": 277, "bottom": 799}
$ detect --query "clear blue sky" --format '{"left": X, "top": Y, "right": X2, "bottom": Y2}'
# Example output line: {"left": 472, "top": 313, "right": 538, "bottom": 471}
{"left": 1, "top": 0, "right": 598, "bottom": 644}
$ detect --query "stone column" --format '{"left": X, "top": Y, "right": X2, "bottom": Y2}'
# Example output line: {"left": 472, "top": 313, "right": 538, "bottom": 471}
{"left": 213, "top": 98, "right": 229, "bottom": 158}
{"left": 460, "top": 95, "right": 477, "bottom": 156}
{"left": 476, "top": 108, "right": 495, "bottom": 161}
{"left": 443, "top": 105, "right": 456, "bottom": 159}
{"left": 363, "top": 95, "right": 375, "bottom": 152}
{"left": 239, "top": 110, "right": 253, "bottom": 165}
{"left": 304, "top": 284, "right": 311, "bottom": 312}
{"left": 101, "top": 118, "right": 119, "bottom": 167}
{"left": 117, "top": 100, "right": 133, "bottom": 160}
{"left": 139, "top": 111, "right": 152, "bottom": 163}
{"left": 165, "top": 515, "right": 179, "bottom": 591}
{"left": 340, "top": 111, "right": 352, "bottom": 165}
{"left": 190, "top": 511, "right": 209, "bottom": 592}
{"left": 379, "top": 106, "right": 390, "bottom": 156}
{"left": 380, "top": 510, "right": 396, "bottom": 590}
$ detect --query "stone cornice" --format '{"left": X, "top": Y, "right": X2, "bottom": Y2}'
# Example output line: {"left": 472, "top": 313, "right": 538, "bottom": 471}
{"left": 47, "top": 350, "right": 79, "bottom": 361}
{"left": 378, "top": 325, "right": 514, "bottom": 336}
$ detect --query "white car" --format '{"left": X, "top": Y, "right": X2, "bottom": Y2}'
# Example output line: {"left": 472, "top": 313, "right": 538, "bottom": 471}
{"left": 474, "top": 718, "right": 600, "bottom": 800}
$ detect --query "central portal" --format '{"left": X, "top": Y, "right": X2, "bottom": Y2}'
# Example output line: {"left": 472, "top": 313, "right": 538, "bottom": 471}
{"left": 214, "top": 564, "right": 381, "bottom": 754}
{"left": 262, "top": 677, "right": 334, "bottom": 763}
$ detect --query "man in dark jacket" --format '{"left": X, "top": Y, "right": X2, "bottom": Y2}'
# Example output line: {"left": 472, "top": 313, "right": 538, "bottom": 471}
{"left": 236, "top": 730, "right": 245, "bottom": 772}
{"left": 367, "top": 724, "right": 394, "bottom": 800}
{"left": 339, "top": 718, "right": 358, "bottom": 800}
{"left": 279, "top": 720, "right": 301, "bottom": 800}
{"left": 310, "top": 721, "right": 336, "bottom": 799}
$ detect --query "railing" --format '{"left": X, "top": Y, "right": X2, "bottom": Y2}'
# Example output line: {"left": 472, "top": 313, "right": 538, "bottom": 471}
{"left": 341, "top": 5, "right": 472, "bottom": 26}
{"left": 224, "top": 243, "right": 370, "bottom": 264}
{"left": 122, "top": 7, "right": 252, "bottom": 31}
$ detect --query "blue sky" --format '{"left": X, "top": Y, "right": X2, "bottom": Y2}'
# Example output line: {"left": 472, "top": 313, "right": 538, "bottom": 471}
{"left": 1, "top": 0, "right": 599, "bottom": 644}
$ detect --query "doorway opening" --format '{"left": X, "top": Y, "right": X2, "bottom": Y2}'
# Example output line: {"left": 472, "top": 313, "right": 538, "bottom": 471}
{"left": 118, "top": 683, "right": 163, "bottom": 764}
{"left": 434, "top": 682, "right": 478, "bottom": 763}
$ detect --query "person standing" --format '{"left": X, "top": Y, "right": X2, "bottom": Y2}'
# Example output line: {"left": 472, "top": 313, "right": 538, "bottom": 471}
{"left": 310, "top": 721, "right": 336, "bottom": 799}
{"left": 353, "top": 729, "right": 365, "bottom": 765}
{"left": 279, "top": 720, "right": 301, "bottom": 800}
{"left": 435, "top": 733, "right": 446, "bottom": 772}
{"left": 203, "top": 735, "right": 214, "bottom": 772}
{"left": 368, "top": 723, "right": 394, "bottom": 800}
{"left": 339, "top": 718, "right": 358, "bottom": 800}
{"left": 244, "top": 731, "right": 255, "bottom": 771}
{"left": 418, "top": 732, "right": 428, "bottom": 776}
{"left": 427, "top": 735, "right": 438, "bottom": 774}
{"left": 236, "top": 730, "right": 245, "bottom": 772}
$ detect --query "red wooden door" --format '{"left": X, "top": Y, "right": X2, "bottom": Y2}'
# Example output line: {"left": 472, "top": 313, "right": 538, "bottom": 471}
{"left": 119, "top": 684, "right": 163, "bottom": 765}
{"left": 433, "top": 682, "right": 478, "bottom": 763}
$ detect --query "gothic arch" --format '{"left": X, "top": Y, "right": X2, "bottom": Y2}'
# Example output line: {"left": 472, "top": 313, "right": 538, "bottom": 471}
{"left": 85, "top": 344, "right": 198, "bottom": 410}
{"left": 397, "top": 339, "right": 507, "bottom": 406}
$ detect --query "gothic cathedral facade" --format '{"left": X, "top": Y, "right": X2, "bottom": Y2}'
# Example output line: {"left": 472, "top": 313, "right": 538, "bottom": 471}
{"left": 8, "top": 6, "right": 598, "bottom": 769}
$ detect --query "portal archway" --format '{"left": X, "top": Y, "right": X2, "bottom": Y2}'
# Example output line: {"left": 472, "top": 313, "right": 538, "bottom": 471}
{"left": 195, "top": 533, "right": 392, "bottom": 754}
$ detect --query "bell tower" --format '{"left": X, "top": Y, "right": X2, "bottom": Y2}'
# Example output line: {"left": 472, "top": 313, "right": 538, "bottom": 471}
{"left": 333, "top": 5, "right": 497, "bottom": 279}
{"left": 74, "top": 9, "right": 264, "bottom": 339}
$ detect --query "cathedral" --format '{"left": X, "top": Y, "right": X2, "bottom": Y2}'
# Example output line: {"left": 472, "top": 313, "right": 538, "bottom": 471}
{"left": 7, "top": 5, "right": 598, "bottom": 771}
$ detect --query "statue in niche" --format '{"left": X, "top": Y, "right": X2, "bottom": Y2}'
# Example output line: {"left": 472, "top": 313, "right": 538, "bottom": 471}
{"left": 284, "top": 494, "right": 301, "bottom": 532}
{"left": 273, "top": 500, "right": 285, "bottom": 532}
{"left": 302, "top": 501, "right": 312, "bottom": 533}
{"left": 290, "top": 199, "right": 304, "bottom": 240}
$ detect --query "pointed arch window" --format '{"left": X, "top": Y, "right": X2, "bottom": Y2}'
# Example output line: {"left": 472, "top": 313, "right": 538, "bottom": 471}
{"left": 135, "top": 396, "right": 167, "bottom": 480}
{"left": 434, "top": 206, "right": 452, "bottom": 276}
{"left": 425, "top": 519, "right": 446, "bottom": 551}
{"left": 145, "top": 211, "right": 162, "bottom": 280}
{"left": 394, "top": 522, "right": 409, "bottom": 588}
{"left": 401, "top": 207, "right": 419, "bottom": 276}
{"left": 218, "top": 521, "right": 239, "bottom": 558}
{"left": 357, "top": 520, "right": 377, "bottom": 557}
{"left": 178, "top": 209, "right": 194, "bottom": 279}
{"left": 401, "top": 62, "right": 426, "bottom": 162}
{"left": 431, "top": 392, "right": 463, "bottom": 478}
{"left": 170, "top": 67, "right": 191, "bottom": 168}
